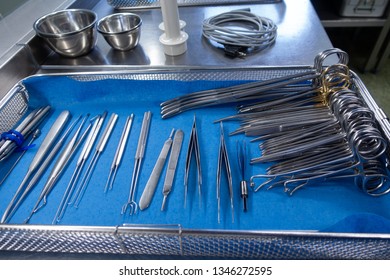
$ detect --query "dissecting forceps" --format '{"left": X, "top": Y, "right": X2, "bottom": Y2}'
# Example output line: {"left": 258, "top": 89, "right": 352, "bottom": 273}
{"left": 24, "top": 115, "right": 91, "bottom": 223}
{"left": 184, "top": 116, "right": 202, "bottom": 208}
{"left": 53, "top": 113, "right": 105, "bottom": 223}
{"left": 161, "top": 129, "right": 184, "bottom": 211}
{"left": 73, "top": 113, "right": 118, "bottom": 207}
{"left": 1, "top": 110, "right": 70, "bottom": 223}
{"left": 0, "top": 105, "right": 51, "bottom": 162}
{"left": 122, "top": 111, "right": 152, "bottom": 216}
{"left": 217, "top": 122, "right": 234, "bottom": 223}
{"left": 104, "top": 114, "right": 134, "bottom": 193}
{"left": 139, "top": 129, "right": 175, "bottom": 211}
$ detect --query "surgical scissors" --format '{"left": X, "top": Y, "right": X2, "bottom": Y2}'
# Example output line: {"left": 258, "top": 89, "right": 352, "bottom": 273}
{"left": 122, "top": 111, "right": 152, "bottom": 216}
{"left": 160, "top": 49, "right": 350, "bottom": 119}
{"left": 184, "top": 115, "right": 202, "bottom": 208}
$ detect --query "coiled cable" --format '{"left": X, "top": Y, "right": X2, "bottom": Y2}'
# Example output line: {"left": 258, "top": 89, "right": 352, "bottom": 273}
{"left": 202, "top": 9, "right": 277, "bottom": 57}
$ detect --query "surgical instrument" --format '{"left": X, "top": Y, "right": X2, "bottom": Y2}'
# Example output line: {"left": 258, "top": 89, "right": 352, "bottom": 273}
{"left": 25, "top": 115, "right": 91, "bottom": 223}
{"left": 161, "top": 129, "right": 184, "bottom": 211}
{"left": 0, "top": 129, "right": 41, "bottom": 186}
{"left": 237, "top": 141, "right": 248, "bottom": 212}
{"left": 0, "top": 105, "right": 51, "bottom": 162}
{"left": 3, "top": 115, "right": 79, "bottom": 223}
{"left": 217, "top": 122, "right": 234, "bottom": 223}
{"left": 139, "top": 128, "right": 175, "bottom": 211}
{"left": 73, "top": 112, "right": 117, "bottom": 208}
{"left": 5, "top": 117, "right": 80, "bottom": 223}
{"left": 160, "top": 72, "right": 318, "bottom": 119}
{"left": 245, "top": 69, "right": 389, "bottom": 196}
{"left": 104, "top": 114, "right": 134, "bottom": 193}
{"left": 122, "top": 111, "right": 152, "bottom": 216}
{"left": 160, "top": 48, "right": 349, "bottom": 119}
{"left": 1, "top": 110, "right": 70, "bottom": 223}
{"left": 184, "top": 116, "right": 202, "bottom": 208}
{"left": 53, "top": 114, "right": 104, "bottom": 223}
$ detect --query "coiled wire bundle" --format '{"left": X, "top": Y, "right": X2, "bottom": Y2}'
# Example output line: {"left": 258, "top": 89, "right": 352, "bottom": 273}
{"left": 202, "top": 9, "right": 277, "bottom": 56}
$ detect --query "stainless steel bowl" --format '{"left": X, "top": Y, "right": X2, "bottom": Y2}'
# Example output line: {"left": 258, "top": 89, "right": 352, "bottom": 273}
{"left": 97, "top": 13, "right": 142, "bottom": 51}
{"left": 33, "top": 9, "right": 97, "bottom": 57}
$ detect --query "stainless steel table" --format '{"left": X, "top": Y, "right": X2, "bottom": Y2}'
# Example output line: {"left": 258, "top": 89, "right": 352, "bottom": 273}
{"left": 41, "top": 0, "right": 334, "bottom": 69}
{"left": 0, "top": 0, "right": 333, "bottom": 99}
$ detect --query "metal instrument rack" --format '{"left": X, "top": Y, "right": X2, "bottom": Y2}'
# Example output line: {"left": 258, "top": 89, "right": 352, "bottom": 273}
{"left": 0, "top": 67, "right": 390, "bottom": 259}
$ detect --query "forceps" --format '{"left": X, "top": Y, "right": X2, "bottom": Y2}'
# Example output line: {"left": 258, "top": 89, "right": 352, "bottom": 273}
{"left": 184, "top": 116, "right": 202, "bottom": 208}
{"left": 122, "top": 111, "right": 152, "bottom": 216}
{"left": 217, "top": 122, "right": 234, "bottom": 223}
{"left": 53, "top": 113, "right": 104, "bottom": 223}
{"left": 73, "top": 112, "right": 118, "bottom": 207}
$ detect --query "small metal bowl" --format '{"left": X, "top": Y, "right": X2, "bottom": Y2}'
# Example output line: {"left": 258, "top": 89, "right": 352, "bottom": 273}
{"left": 33, "top": 9, "right": 97, "bottom": 57}
{"left": 97, "top": 13, "right": 142, "bottom": 51}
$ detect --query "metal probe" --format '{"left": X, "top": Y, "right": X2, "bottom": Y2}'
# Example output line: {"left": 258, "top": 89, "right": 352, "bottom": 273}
{"left": 104, "top": 114, "right": 134, "bottom": 193}
{"left": 122, "top": 111, "right": 152, "bottom": 216}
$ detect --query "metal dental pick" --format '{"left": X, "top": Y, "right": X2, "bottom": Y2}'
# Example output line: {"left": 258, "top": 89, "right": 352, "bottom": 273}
{"left": 104, "top": 114, "right": 134, "bottom": 193}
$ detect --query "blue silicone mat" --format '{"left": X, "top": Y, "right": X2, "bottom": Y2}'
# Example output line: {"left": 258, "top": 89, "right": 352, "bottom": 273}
{"left": 1, "top": 74, "right": 390, "bottom": 233}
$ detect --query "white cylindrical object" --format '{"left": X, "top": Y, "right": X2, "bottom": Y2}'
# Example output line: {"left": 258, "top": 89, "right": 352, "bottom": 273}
{"left": 160, "top": 0, "right": 181, "bottom": 39}
{"left": 159, "top": 0, "right": 188, "bottom": 56}
{"left": 159, "top": 20, "right": 186, "bottom": 32}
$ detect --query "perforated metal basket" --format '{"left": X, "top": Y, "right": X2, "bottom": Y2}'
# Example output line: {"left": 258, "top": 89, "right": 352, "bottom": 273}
{"left": 1, "top": 67, "right": 390, "bottom": 259}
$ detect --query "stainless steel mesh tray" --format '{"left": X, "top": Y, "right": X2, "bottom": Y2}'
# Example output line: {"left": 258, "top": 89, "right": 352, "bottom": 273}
{"left": 1, "top": 67, "right": 390, "bottom": 259}
{"left": 107, "top": 0, "right": 282, "bottom": 9}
